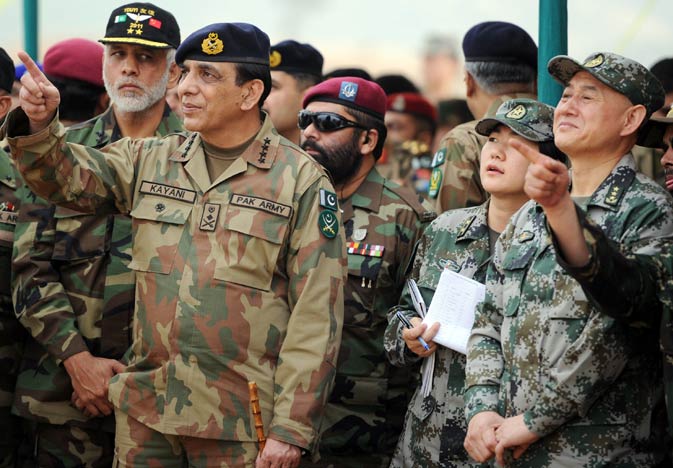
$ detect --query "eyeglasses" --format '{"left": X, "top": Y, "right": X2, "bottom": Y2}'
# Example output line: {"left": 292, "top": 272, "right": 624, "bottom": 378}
{"left": 297, "top": 110, "right": 368, "bottom": 133}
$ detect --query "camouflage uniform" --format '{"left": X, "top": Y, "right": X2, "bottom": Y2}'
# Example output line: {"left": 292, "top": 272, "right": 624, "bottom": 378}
{"left": 6, "top": 111, "right": 345, "bottom": 463}
{"left": 465, "top": 154, "right": 673, "bottom": 466}
{"left": 429, "top": 93, "right": 535, "bottom": 213}
{"left": 306, "top": 168, "right": 435, "bottom": 467}
{"left": 384, "top": 203, "right": 490, "bottom": 468}
{"left": 10, "top": 105, "right": 183, "bottom": 467}
{"left": 0, "top": 150, "right": 26, "bottom": 468}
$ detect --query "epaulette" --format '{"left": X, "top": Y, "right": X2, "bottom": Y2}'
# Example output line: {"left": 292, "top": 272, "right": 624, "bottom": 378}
{"left": 384, "top": 180, "right": 437, "bottom": 223}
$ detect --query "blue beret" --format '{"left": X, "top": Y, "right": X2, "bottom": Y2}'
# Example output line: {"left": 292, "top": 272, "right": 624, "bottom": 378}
{"left": 463, "top": 21, "right": 537, "bottom": 69}
{"left": 270, "top": 40, "right": 323, "bottom": 78}
{"left": 176, "top": 22, "right": 270, "bottom": 66}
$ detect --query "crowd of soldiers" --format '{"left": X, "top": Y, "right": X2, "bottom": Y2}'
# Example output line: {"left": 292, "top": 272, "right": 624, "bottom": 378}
{"left": 1, "top": 2, "right": 673, "bottom": 467}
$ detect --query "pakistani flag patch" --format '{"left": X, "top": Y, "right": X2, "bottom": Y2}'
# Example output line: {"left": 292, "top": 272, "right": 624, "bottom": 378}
{"left": 319, "top": 189, "right": 338, "bottom": 211}
{"left": 115, "top": 14, "right": 127, "bottom": 23}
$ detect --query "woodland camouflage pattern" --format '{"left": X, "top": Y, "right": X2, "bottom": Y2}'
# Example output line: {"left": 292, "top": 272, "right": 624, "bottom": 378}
{"left": 430, "top": 93, "right": 535, "bottom": 213}
{"left": 385, "top": 203, "right": 490, "bottom": 468}
{"left": 465, "top": 155, "right": 673, "bottom": 466}
{"left": 313, "top": 168, "right": 434, "bottom": 466}
{"left": 11, "top": 105, "right": 184, "bottom": 430}
{"left": 0, "top": 150, "right": 26, "bottom": 468}
{"left": 6, "top": 112, "right": 345, "bottom": 455}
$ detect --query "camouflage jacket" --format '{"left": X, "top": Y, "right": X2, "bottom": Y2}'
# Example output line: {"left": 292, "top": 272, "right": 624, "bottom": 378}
{"left": 6, "top": 111, "right": 345, "bottom": 452}
{"left": 10, "top": 105, "right": 184, "bottom": 427}
{"left": 0, "top": 151, "right": 26, "bottom": 411}
{"left": 465, "top": 154, "right": 673, "bottom": 466}
{"left": 318, "top": 168, "right": 435, "bottom": 457}
{"left": 385, "top": 203, "right": 490, "bottom": 468}
{"left": 430, "top": 93, "right": 536, "bottom": 214}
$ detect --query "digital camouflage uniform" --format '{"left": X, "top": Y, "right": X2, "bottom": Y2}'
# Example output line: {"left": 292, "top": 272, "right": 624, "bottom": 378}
{"left": 10, "top": 104, "right": 183, "bottom": 467}
{"left": 384, "top": 203, "right": 490, "bottom": 468}
{"left": 429, "top": 93, "right": 535, "bottom": 214}
{"left": 6, "top": 111, "right": 345, "bottom": 465}
{"left": 306, "top": 168, "right": 435, "bottom": 468}
{"left": 0, "top": 150, "right": 27, "bottom": 468}
{"left": 465, "top": 154, "right": 673, "bottom": 466}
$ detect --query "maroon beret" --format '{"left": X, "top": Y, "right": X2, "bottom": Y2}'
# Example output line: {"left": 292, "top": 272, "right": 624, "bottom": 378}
{"left": 386, "top": 92, "right": 437, "bottom": 123}
{"left": 44, "top": 38, "right": 104, "bottom": 88}
{"left": 302, "top": 76, "right": 386, "bottom": 121}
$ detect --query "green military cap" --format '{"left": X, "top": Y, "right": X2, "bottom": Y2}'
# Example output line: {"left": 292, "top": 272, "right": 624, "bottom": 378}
{"left": 475, "top": 98, "right": 555, "bottom": 142}
{"left": 548, "top": 52, "right": 665, "bottom": 118}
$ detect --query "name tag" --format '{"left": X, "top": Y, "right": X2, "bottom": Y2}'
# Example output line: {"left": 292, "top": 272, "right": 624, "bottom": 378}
{"left": 139, "top": 181, "right": 197, "bottom": 203}
{"left": 230, "top": 194, "right": 292, "bottom": 218}
{"left": 0, "top": 210, "right": 17, "bottom": 226}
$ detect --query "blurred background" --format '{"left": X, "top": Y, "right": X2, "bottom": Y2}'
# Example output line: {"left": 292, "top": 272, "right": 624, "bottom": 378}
{"left": 0, "top": 0, "right": 671, "bottom": 100}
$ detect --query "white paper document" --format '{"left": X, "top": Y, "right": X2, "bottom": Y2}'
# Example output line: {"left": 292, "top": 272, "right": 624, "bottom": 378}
{"left": 422, "top": 268, "right": 486, "bottom": 355}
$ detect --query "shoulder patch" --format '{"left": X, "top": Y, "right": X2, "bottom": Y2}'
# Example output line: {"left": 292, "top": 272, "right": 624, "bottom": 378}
{"left": 457, "top": 215, "right": 476, "bottom": 238}
{"left": 318, "top": 210, "right": 338, "bottom": 238}
{"left": 604, "top": 183, "right": 624, "bottom": 207}
{"left": 431, "top": 148, "right": 447, "bottom": 168}
{"left": 319, "top": 188, "right": 338, "bottom": 211}
{"left": 428, "top": 167, "right": 443, "bottom": 199}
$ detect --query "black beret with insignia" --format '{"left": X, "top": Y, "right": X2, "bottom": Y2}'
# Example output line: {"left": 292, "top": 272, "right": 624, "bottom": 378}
{"left": 270, "top": 40, "right": 323, "bottom": 78}
{"left": 99, "top": 2, "right": 180, "bottom": 49}
{"left": 176, "top": 22, "right": 270, "bottom": 66}
{"left": 463, "top": 21, "right": 537, "bottom": 70}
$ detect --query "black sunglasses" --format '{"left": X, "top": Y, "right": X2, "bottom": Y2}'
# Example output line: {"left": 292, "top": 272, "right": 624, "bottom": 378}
{"left": 297, "top": 110, "right": 368, "bottom": 132}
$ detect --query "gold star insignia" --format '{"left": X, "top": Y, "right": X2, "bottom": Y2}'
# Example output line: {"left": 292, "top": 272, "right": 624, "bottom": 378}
{"left": 135, "top": 29, "right": 143, "bottom": 35}
{"left": 127, "top": 27, "right": 134, "bottom": 34}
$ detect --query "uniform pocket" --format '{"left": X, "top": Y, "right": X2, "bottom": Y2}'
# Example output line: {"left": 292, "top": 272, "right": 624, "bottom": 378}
{"left": 500, "top": 244, "right": 537, "bottom": 317}
{"left": 52, "top": 207, "right": 111, "bottom": 260}
{"left": 128, "top": 196, "right": 192, "bottom": 274}
{"left": 346, "top": 253, "right": 383, "bottom": 328}
{"left": 213, "top": 204, "right": 288, "bottom": 291}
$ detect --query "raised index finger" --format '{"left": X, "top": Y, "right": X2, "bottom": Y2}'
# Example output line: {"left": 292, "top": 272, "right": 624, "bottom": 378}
{"left": 17, "top": 51, "right": 46, "bottom": 82}
{"left": 510, "top": 138, "right": 543, "bottom": 165}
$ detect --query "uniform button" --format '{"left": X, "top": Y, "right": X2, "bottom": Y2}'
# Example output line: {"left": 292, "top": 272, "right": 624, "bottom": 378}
{"left": 155, "top": 203, "right": 166, "bottom": 212}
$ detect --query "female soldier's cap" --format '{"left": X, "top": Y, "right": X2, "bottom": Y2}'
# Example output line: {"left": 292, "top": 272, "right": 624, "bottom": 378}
{"left": 176, "top": 22, "right": 270, "bottom": 66}
{"left": 476, "top": 98, "right": 555, "bottom": 142}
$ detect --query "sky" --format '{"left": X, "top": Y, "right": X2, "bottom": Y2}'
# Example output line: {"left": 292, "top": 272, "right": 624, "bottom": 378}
{"left": 0, "top": 0, "right": 671, "bottom": 90}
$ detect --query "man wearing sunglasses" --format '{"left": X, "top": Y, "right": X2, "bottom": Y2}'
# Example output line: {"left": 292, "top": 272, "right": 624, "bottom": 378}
{"left": 299, "top": 77, "right": 436, "bottom": 467}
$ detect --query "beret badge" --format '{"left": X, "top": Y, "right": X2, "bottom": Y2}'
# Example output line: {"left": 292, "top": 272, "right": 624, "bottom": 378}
{"left": 202, "top": 32, "right": 224, "bottom": 55}
{"left": 269, "top": 50, "right": 282, "bottom": 67}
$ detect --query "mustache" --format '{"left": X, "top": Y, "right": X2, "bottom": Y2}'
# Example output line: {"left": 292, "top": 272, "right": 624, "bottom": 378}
{"left": 301, "top": 139, "right": 326, "bottom": 157}
{"left": 114, "top": 77, "right": 145, "bottom": 90}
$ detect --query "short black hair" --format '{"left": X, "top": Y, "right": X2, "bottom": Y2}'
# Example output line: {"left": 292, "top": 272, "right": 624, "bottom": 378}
{"left": 539, "top": 140, "right": 567, "bottom": 164}
{"left": 48, "top": 75, "right": 106, "bottom": 123}
{"left": 288, "top": 71, "right": 322, "bottom": 92}
{"left": 651, "top": 58, "right": 673, "bottom": 94}
{"left": 235, "top": 63, "right": 271, "bottom": 109}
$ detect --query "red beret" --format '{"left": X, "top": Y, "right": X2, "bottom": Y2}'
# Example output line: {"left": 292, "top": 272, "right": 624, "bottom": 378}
{"left": 302, "top": 76, "right": 386, "bottom": 121}
{"left": 386, "top": 92, "right": 437, "bottom": 124}
{"left": 44, "top": 38, "right": 104, "bottom": 88}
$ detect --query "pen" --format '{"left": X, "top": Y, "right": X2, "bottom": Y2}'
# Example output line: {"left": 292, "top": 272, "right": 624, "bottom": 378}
{"left": 396, "top": 310, "right": 430, "bottom": 351}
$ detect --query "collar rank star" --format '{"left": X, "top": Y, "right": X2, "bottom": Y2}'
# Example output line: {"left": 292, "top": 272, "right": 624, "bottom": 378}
{"left": 318, "top": 210, "right": 338, "bottom": 238}
{"left": 199, "top": 203, "right": 221, "bottom": 231}
{"left": 258, "top": 137, "right": 271, "bottom": 164}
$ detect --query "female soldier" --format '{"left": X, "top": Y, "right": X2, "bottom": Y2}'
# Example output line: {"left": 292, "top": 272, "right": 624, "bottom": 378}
{"left": 384, "top": 98, "right": 563, "bottom": 468}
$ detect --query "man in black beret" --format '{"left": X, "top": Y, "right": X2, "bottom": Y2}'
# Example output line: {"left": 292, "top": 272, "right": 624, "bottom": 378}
{"left": 263, "top": 40, "right": 323, "bottom": 144}
{"left": 428, "top": 21, "right": 538, "bottom": 213}
{"left": 7, "top": 20, "right": 345, "bottom": 468}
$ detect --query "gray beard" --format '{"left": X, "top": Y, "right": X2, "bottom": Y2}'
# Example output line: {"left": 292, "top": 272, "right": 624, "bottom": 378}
{"left": 104, "top": 70, "right": 169, "bottom": 113}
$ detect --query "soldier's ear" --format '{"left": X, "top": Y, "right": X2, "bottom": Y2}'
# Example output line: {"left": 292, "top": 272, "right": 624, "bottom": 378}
{"left": 620, "top": 104, "right": 647, "bottom": 137}
{"left": 0, "top": 95, "right": 11, "bottom": 120}
{"left": 465, "top": 72, "right": 476, "bottom": 98}
{"left": 240, "top": 79, "right": 264, "bottom": 111}
{"left": 167, "top": 62, "right": 181, "bottom": 88}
